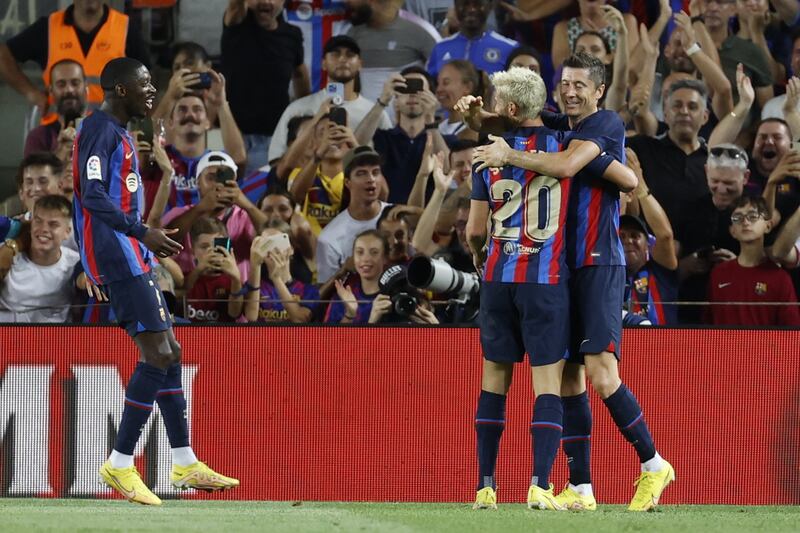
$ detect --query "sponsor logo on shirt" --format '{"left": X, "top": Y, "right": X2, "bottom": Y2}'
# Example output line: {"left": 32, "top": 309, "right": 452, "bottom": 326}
{"left": 125, "top": 172, "right": 139, "bottom": 193}
{"left": 755, "top": 282, "right": 767, "bottom": 295}
{"left": 502, "top": 241, "right": 541, "bottom": 256}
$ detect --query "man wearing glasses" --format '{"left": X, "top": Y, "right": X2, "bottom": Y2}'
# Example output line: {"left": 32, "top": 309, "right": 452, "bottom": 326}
{"left": 707, "top": 195, "right": 800, "bottom": 325}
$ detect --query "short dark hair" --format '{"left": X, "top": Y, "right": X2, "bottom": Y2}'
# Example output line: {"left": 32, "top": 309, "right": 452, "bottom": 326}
{"left": 260, "top": 184, "right": 296, "bottom": 210}
{"left": 353, "top": 229, "right": 389, "bottom": 256}
{"left": 171, "top": 42, "right": 210, "bottom": 65}
{"left": 575, "top": 30, "right": 611, "bottom": 55}
{"left": 100, "top": 57, "right": 145, "bottom": 91}
{"left": 189, "top": 216, "right": 227, "bottom": 244}
{"left": 732, "top": 195, "right": 772, "bottom": 220}
{"left": 562, "top": 52, "right": 606, "bottom": 88}
{"left": 504, "top": 45, "right": 542, "bottom": 71}
{"left": 665, "top": 78, "right": 708, "bottom": 104}
{"left": 33, "top": 194, "right": 71, "bottom": 218}
{"left": 400, "top": 65, "right": 436, "bottom": 92}
{"left": 287, "top": 115, "right": 313, "bottom": 146}
{"left": 755, "top": 117, "right": 791, "bottom": 137}
{"left": 377, "top": 205, "right": 410, "bottom": 229}
{"left": 16, "top": 152, "right": 64, "bottom": 189}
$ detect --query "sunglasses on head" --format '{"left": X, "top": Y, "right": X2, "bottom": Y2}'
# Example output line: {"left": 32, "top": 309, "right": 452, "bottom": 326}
{"left": 710, "top": 146, "right": 748, "bottom": 162}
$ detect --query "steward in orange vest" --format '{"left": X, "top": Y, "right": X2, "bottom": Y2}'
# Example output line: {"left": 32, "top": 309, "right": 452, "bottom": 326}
{"left": 41, "top": 6, "right": 129, "bottom": 124}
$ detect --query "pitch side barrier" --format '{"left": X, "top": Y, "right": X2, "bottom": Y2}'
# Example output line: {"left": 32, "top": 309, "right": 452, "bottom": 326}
{"left": 0, "top": 325, "right": 798, "bottom": 504}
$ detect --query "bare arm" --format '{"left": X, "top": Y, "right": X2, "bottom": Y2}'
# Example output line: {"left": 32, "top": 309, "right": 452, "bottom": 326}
{"left": 0, "top": 44, "right": 46, "bottom": 110}
{"left": 355, "top": 74, "right": 403, "bottom": 146}
{"left": 771, "top": 206, "right": 800, "bottom": 267}
{"left": 551, "top": 22, "right": 571, "bottom": 72}
{"left": 454, "top": 95, "right": 509, "bottom": 136}
{"left": 224, "top": 0, "right": 247, "bottom": 26}
{"left": 604, "top": 6, "right": 629, "bottom": 112}
{"left": 276, "top": 101, "right": 331, "bottom": 180}
{"left": 628, "top": 24, "right": 659, "bottom": 136}
{"left": 146, "top": 141, "right": 176, "bottom": 228}
{"left": 290, "top": 212, "right": 316, "bottom": 261}
{"left": 783, "top": 77, "right": 800, "bottom": 140}
{"left": 771, "top": 0, "right": 800, "bottom": 24}
{"left": 206, "top": 71, "right": 247, "bottom": 166}
{"left": 709, "top": 64, "right": 754, "bottom": 147}
{"left": 498, "top": 0, "right": 573, "bottom": 23}
{"left": 466, "top": 200, "right": 490, "bottom": 274}
{"left": 407, "top": 135, "right": 435, "bottom": 208}
{"left": 411, "top": 153, "right": 454, "bottom": 255}
{"left": 244, "top": 246, "right": 263, "bottom": 322}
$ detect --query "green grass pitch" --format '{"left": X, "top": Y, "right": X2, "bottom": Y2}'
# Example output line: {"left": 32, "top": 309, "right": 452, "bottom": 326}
{"left": 2, "top": 500, "right": 799, "bottom": 532}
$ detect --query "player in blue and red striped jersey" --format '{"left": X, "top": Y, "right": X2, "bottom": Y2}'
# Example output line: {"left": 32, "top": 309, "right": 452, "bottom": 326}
{"left": 465, "top": 53, "right": 674, "bottom": 512}
{"left": 466, "top": 66, "right": 629, "bottom": 511}
{"left": 73, "top": 57, "right": 238, "bottom": 506}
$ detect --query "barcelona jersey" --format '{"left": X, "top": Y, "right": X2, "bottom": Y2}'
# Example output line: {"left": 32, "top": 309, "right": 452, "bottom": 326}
{"left": 542, "top": 110, "right": 626, "bottom": 269}
{"left": 72, "top": 110, "right": 153, "bottom": 285}
{"left": 472, "top": 127, "right": 573, "bottom": 285}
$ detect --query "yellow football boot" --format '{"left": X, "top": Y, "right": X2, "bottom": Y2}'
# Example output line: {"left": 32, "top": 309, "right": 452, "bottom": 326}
{"left": 99, "top": 461, "right": 162, "bottom": 506}
{"left": 472, "top": 486, "right": 498, "bottom": 510}
{"left": 171, "top": 462, "right": 240, "bottom": 492}
{"left": 628, "top": 461, "right": 675, "bottom": 511}
{"left": 554, "top": 485, "right": 597, "bottom": 511}
{"left": 527, "top": 483, "right": 565, "bottom": 511}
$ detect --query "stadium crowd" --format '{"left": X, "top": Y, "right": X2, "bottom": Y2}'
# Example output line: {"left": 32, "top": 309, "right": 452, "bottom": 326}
{"left": 0, "top": 0, "right": 799, "bottom": 327}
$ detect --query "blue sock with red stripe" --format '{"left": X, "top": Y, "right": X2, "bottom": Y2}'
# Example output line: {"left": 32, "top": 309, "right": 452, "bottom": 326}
{"left": 530, "top": 394, "right": 563, "bottom": 490}
{"left": 475, "top": 390, "right": 506, "bottom": 490}
{"left": 114, "top": 362, "right": 167, "bottom": 455}
{"left": 156, "top": 363, "right": 190, "bottom": 448}
{"left": 561, "top": 392, "right": 592, "bottom": 486}
{"left": 603, "top": 383, "right": 656, "bottom": 463}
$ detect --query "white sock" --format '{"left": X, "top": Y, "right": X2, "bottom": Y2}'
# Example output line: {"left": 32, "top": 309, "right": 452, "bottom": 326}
{"left": 569, "top": 483, "right": 593, "bottom": 497}
{"left": 109, "top": 450, "right": 134, "bottom": 469}
{"left": 641, "top": 452, "right": 664, "bottom": 472}
{"left": 171, "top": 446, "right": 198, "bottom": 467}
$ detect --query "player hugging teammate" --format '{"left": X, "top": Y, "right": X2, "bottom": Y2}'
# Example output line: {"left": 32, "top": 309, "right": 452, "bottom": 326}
{"left": 463, "top": 52, "right": 674, "bottom": 512}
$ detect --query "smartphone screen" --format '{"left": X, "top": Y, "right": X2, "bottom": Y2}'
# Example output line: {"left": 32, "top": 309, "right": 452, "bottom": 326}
{"left": 213, "top": 237, "right": 231, "bottom": 251}
{"left": 326, "top": 82, "right": 345, "bottom": 105}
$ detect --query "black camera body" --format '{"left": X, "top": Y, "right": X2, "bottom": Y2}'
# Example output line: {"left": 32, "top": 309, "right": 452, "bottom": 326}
{"left": 378, "top": 265, "right": 419, "bottom": 318}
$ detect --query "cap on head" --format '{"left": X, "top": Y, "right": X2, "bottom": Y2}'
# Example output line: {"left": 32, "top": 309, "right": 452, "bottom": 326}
{"left": 196, "top": 151, "right": 238, "bottom": 179}
{"left": 619, "top": 215, "right": 650, "bottom": 236}
{"left": 343, "top": 145, "right": 381, "bottom": 177}
{"left": 324, "top": 35, "right": 361, "bottom": 56}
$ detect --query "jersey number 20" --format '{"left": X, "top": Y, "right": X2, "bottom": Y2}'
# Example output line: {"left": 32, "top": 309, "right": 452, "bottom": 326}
{"left": 490, "top": 176, "right": 561, "bottom": 242}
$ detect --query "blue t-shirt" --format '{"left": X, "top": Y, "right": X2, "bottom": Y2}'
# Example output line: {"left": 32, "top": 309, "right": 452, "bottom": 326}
{"left": 427, "top": 31, "right": 518, "bottom": 78}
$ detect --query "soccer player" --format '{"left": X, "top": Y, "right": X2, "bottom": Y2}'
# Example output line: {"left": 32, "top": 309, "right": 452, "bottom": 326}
{"left": 467, "top": 52, "right": 674, "bottom": 511}
{"left": 73, "top": 57, "right": 238, "bottom": 506}
{"left": 466, "top": 66, "right": 623, "bottom": 511}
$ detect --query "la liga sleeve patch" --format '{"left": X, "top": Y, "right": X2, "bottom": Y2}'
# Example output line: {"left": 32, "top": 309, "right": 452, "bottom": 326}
{"left": 87, "top": 156, "right": 102, "bottom": 181}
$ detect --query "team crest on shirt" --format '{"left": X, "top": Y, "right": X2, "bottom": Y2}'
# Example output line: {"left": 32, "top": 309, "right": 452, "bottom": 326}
{"left": 755, "top": 282, "right": 767, "bottom": 295}
{"left": 87, "top": 156, "right": 102, "bottom": 180}
{"left": 126, "top": 172, "right": 139, "bottom": 192}
{"left": 634, "top": 277, "right": 649, "bottom": 294}
{"left": 159, "top": 307, "right": 167, "bottom": 322}
{"left": 484, "top": 48, "right": 500, "bottom": 63}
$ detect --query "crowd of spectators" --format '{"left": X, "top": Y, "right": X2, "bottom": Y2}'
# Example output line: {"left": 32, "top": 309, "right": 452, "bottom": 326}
{"left": 1, "top": 0, "right": 800, "bottom": 327}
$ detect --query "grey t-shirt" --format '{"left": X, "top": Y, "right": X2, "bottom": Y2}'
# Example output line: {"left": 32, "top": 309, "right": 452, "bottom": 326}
{"left": 348, "top": 17, "right": 438, "bottom": 101}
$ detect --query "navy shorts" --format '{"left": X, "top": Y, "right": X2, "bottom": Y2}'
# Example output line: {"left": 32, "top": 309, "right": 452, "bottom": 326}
{"left": 479, "top": 281, "right": 570, "bottom": 367}
{"left": 106, "top": 271, "right": 172, "bottom": 338}
{"left": 568, "top": 265, "right": 624, "bottom": 363}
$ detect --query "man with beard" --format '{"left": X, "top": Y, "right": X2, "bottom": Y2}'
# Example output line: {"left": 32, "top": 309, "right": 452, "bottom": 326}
{"left": 268, "top": 36, "right": 391, "bottom": 163}
{"left": 24, "top": 60, "right": 88, "bottom": 161}
{"left": 427, "top": 0, "right": 517, "bottom": 78}
{"left": 749, "top": 118, "right": 795, "bottom": 195}
{"left": 222, "top": 0, "right": 310, "bottom": 173}
{"left": 377, "top": 209, "right": 413, "bottom": 266}
{"left": 141, "top": 83, "right": 247, "bottom": 219}
{"left": 356, "top": 66, "right": 448, "bottom": 203}
{"left": 0, "top": 0, "right": 148, "bottom": 122}
{"left": 345, "top": 0, "right": 439, "bottom": 101}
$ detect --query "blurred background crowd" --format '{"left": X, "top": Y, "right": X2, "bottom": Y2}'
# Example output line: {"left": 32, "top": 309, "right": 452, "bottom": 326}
{"left": 0, "top": 0, "right": 799, "bottom": 327}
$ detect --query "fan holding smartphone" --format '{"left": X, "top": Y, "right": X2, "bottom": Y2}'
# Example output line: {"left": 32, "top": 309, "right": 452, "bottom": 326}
{"left": 244, "top": 227, "right": 319, "bottom": 323}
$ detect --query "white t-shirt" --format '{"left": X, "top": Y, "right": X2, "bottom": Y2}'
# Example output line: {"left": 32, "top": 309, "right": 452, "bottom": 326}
{"left": 316, "top": 202, "right": 389, "bottom": 282}
{"left": 268, "top": 90, "right": 393, "bottom": 162}
{"left": 0, "top": 247, "right": 79, "bottom": 323}
{"left": 761, "top": 94, "right": 788, "bottom": 120}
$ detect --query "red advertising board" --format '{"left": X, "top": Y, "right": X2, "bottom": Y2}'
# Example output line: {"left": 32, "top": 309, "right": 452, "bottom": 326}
{"left": 1, "top": 326, "right": 799, "bottom": 504}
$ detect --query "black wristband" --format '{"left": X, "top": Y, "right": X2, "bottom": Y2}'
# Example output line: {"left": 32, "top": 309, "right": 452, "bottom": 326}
{"left": 424, "top": 122, "right": 439, "bottom": 130}
{"left": 690, "top": 15, "right": 704, "bottom": 24}
{"left": 376, "top": 98, "right": 389, "bottom": 107}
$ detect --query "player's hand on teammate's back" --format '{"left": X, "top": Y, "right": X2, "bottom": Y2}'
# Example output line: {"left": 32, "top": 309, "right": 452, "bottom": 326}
{"left": 142, "top": 227, "right": 183, "bottom": 258}
{"left": 473, "top": 135, "right": 512, "bottom": 172}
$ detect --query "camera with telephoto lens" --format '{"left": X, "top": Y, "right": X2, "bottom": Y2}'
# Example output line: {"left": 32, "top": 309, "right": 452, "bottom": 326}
{"left": 378, "top": 265, "right": 419, "bottom": 318}
{"left": 407, "top": 256, "right": 480, "bottom": 323}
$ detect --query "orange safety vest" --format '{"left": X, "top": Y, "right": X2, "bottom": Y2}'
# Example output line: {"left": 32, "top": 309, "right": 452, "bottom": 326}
{"left": 42, "top": 8, "right": 129, "bottom": 124}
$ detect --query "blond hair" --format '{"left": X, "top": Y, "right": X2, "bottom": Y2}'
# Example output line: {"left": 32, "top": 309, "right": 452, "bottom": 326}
{"left": 490, "top": 67, "right": 546, "bottom": 121}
